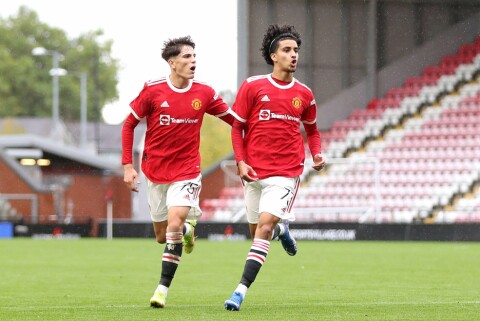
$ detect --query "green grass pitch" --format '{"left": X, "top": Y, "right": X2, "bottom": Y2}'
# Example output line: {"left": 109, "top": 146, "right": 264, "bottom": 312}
{"left": 1, "top": 238, "right": 479, "bottom": 320}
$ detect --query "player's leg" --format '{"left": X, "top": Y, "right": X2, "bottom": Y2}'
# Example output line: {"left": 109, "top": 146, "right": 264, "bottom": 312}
{"left": 150, "top": 221, "right": 168, "bottom": 307}
{"left": 248, "top": 223, "right": 257, "bottom": 239}
{"left": 245, "top": 176, "right": 299, "bottom": 255}
{"left": 225, "top": 180, "right": 262, "bottom": 311}
{"left": 145, "top": 179, "right": 170, "bottom": 308}
{"left": 182, "top": 219, "right": 197, "bottom": 254}
{"left": 152, "top": 221, "right": 168, "bottom": 243}
{"left": 278, "top": 219, "right": 297, "bottom": 256}
{"left": 172, "top": 175, "right": 202, "bottom": 254}
{"left": 152, "top": 205, "right": 190, "bottom": 308}
{"left": 251, "top": 222, "right": 283, "bottom": 242}
{"left": 225, "top": 177, "right": 299, "bottom": 311}
{"left": 248, "top": 222, "right": 285, "bottom": 240}
{"left": 150, "top": 216, "right": 193, "bottom": 307}
{"left": 271, "top": 177, "right": 299, "bottom": 256}
{"left": 242, "top": 181, "right": 281, "bottom": 241}
{"left": 151, "top": 176, "right": 203, "bottom": 307}
{"left": 225, "top": 212, "right": 279, "bottom": 311}
{"left": 250, "top": 221, "right": 281, "bottom": 242}
{"left": 153, "top": 219, "right": 192, "bottom": 245}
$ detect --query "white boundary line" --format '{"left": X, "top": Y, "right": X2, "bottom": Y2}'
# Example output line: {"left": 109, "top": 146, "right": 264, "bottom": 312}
{"left": 2, "top": 300, "right": 479, "bottom": 310}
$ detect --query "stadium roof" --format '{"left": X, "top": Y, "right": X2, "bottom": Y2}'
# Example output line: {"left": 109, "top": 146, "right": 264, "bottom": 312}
{"left": 0, "top": 117, "right": 146, "bottom": 155}
{"left": 0, "top": 134, "right": 120, "bottom": 172}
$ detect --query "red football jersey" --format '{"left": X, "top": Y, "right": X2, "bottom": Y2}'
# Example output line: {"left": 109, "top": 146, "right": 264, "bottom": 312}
{"left": 232, "top": 74, "right": 319, "bottom": 179}
{"left": 128, "top": 77, "right": 231, "bottom": 183}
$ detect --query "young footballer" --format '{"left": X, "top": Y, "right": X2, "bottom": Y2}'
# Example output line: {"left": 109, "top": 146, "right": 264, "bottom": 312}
{"left": 224, "top": 24, "right": 325, "bottom": 311}
{"left": 122, "top": 36, "right": 236, "bottom": 308}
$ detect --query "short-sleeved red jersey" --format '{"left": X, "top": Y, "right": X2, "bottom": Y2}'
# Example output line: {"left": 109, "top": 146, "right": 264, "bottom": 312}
{"left": 125, "top": 77, "right": 232, "bottom": 183}
{"left": 232, "top": 74, "right": 320, "bottom": 179}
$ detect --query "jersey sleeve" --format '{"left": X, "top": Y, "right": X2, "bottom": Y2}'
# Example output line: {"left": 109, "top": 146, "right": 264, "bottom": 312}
{"left": 122, "top": 83, "right": 151, "bottom": 165}
{"left": 301, "top": 92, "right": 317, "bottom": 125}
{"left": 304, "top": 121, "right": 321, "bottom": 157}
{"left": 231, "top": 80, "right": 252, "bottom": 163}
{"left": 205, "top": 86, "right": 239, "bottom": 126}
{"left": 129, "top": 83, "right": 153, "bottom": 120}
{"left": 231, "top": 80, "right": 251, "bottom": 122}
{"left": 300, "top": 88, "right": 321, "bottom": 156}
{"left": 121, "top": 113, "right": 140, "bottom": 165}
{"left": 205, "top": 87, "right": 229, "bottom": 115}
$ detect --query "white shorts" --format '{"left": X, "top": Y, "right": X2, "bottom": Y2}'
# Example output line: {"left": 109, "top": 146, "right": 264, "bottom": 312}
{"left": 243, "top": 176, "right": 300, "bottom": 224}
{"left": 145, "top": 174, "right": 202, "bottom": 222}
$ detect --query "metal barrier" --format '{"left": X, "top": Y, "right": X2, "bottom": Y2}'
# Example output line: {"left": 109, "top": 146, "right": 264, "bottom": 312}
{"left": 218, "top": 157, "right": 382, "bottom": 223}
{"left": 0, "top": 194, "right": 38, "bottom": 223}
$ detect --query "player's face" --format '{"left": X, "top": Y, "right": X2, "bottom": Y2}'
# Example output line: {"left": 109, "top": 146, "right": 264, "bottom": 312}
{"left": 171, "top": 45, "right": 196, "bottom": 80}
{"left": 273, "top": 39, "right": 299, "bottom": 73}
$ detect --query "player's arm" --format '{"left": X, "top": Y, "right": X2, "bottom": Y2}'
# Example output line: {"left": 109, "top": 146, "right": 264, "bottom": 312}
{"left": 216, "top": 107, "right": 239, "bottom": 126}
{"left": 231, "top": 81, "right": 258, "bottom": 181}
{"left": 232, "top": 118, "right": 258, "bottom": 182}
{"left": 122, "top": 113, "right": 141, "bottom": 192}
{"left": 303, "top": 121, "right": 325, "bottom": 171}
{"left": 302, "top": 93, "right": 325, "bottom": 171}
{"left": 207, "top": 88, "right": 238, "bottom": 126}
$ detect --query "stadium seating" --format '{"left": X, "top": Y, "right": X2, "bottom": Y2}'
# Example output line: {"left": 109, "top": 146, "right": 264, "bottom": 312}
{"left": 201, "top": 36, "right": 480, "bottom": 223}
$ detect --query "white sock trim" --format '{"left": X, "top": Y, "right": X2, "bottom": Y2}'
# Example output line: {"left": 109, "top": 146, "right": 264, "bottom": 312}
{"left": 235, "top": 284, "right": 248, "bottom": 297}
{"left": 278, "top": 222, "right": 286, "bottom": 236}
{"left": 156, "top": 284, "right": 169, "bottom": 297}
{"left": 184, "top": 222, "right": 192, "bottom": 236}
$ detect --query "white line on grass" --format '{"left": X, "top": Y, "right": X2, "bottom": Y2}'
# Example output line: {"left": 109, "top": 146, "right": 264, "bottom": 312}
{"left": 2, "top": 301, "right": 479, "bottom": 311}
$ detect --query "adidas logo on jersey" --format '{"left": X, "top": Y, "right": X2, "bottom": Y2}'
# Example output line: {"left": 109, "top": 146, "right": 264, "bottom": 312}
{"left": 160, "top": 101, "right": 170, "bottom": 107}
{"left": 261, "top": 95, "right": 270, "bottom": 102}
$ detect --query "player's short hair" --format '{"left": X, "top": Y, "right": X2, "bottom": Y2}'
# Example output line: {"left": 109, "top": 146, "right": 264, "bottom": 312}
{"left": 261, "top": 24, "right": 302, "bottom": 66}
{"left": 161, "top": 36, "right": 196, "bottom": 61}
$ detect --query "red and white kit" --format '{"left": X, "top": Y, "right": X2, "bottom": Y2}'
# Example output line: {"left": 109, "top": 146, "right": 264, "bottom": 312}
{"left": 122, "top": 76, "right": 234, "bottom": 184}
{"left": 232, "top": 74, "right": 321, "bottom": 179}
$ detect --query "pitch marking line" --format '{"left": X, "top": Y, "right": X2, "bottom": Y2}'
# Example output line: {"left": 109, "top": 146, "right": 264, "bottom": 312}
{"left": 2, "top": 301, "right": 480, "bottom": 311}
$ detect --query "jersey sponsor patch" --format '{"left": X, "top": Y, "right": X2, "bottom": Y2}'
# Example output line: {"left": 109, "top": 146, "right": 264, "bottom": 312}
{"left": 159, "top": 115, "right": 199, "bottom": 125}
{"left": 160, "top": 115, "right": 171, "bottom": 125}
{"left": 259, "top": 109, "right": 271, "bottom": 120}
{"left": 258, "top": 109, "right": 300, "bottom": 122}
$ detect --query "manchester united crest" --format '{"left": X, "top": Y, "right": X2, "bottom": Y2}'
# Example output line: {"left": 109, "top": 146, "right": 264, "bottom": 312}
{"left": 292, "top": 97, "right": 302, "bottom": 109}
{"left": 192, "top": 99, "right": 202, "bottom": 110}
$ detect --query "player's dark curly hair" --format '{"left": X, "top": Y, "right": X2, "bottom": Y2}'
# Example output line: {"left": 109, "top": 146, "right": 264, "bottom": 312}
{"left": 260, "top": 24, "right": 301, "bottom": 66}
{"left": 161, "top": 36, "right": 196, "bottom": 61}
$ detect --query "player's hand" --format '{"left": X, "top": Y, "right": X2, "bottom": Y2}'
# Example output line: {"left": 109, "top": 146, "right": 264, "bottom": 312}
{"left": 123, "top": 164, "right": 140, "bottom": 192}
{"left": 237, "top": 161, "right": 258, "bottom": 182}
{"left": 312, "top": 153, "right": 326, "bottom": 171}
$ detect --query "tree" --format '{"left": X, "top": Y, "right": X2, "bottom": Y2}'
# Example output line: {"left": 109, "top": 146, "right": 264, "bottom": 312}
{"left": 199, "top": 89, "right": 235, "bottom": 169}
{"left": 0, "top": 6, "right": 119, "bottom": 121}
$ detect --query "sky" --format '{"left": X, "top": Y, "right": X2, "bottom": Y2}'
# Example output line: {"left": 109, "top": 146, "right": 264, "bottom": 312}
{"left": 1, "top": 0, "right": 238, "bottom": 124}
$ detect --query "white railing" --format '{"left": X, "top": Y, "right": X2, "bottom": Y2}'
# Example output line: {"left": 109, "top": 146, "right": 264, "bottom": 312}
{"left": 217, "top": 157, "right": 383, "bottom": 223}
{"left": 0, "top": 194, "right": 39, "bottom": 223}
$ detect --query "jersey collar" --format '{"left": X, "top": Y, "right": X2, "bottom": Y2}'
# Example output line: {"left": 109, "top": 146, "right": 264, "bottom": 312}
{"left": 267, "top": 74, "right": 296, "bottom": 89}
{"left": 167, "top": 76, "right": 193, "bottom": 93}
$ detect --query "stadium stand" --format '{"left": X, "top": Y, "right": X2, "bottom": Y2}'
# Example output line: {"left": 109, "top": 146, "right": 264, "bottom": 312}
{"left": 201, "top": 36, "right": 480, "bottom": 224}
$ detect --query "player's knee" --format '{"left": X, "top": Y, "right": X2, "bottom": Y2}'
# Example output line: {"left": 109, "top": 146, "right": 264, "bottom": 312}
{"left": 167, "top": 219, "right": 183, "bottom": 233}
{"left": 257, "top": 224, "right": 274, "bottom": 239}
